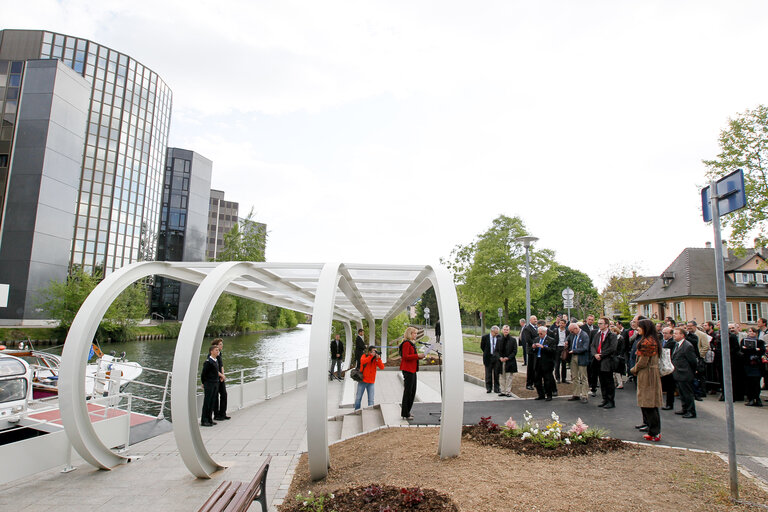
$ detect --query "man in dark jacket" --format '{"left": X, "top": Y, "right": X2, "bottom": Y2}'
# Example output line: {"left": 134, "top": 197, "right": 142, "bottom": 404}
{"left": 521, "top": 316, "right": 538, "bottom": 390}
{"left": 480, "top": 326, "right": 501, "bottom": 393}
{"left": 354, "top": 328, "right": 367, "bottom": 368}
{"left": 495, "top": 325, "right": 518, "bottom": 396}
{"left": 591, "top": 317, "right": 618, "bottom": 409}
{"left": 567, "top": 323, "right": 591, "bottom": 402}
{"left": 532, "top": 326, "right": 558, "bottom": 401}
{"left": 329, "top": 333, "right": 344, "bottom": 381}
{"left": 213, "top": 338, "right": 230, "bottom": 421}
{"left": 672, "top": 327, "right": 699, "bottom": 418}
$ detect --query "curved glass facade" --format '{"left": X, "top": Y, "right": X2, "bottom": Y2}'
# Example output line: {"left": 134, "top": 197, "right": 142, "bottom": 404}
{"left": 31, "top": 30, "right": 172, "bottom": 274}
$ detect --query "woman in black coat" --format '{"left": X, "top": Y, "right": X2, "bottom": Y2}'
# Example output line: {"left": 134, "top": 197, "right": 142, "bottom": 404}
{"left": 742, "top": 327, "right": 766, "bottom": 407}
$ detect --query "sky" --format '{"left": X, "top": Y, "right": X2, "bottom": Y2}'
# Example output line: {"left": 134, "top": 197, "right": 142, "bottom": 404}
{"left": 5, "top": 1, "right": 768, "bottom": 289}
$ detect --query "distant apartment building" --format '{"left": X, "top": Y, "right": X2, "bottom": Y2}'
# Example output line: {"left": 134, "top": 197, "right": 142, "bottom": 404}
{"left": 151, "top": 148, "right": 212, "bottom": 320}
{"left": 207, "top": 189, "right": 239, "bottom": 260}
{"left": 0, "top": 29, "right": 172, "bottom": 322}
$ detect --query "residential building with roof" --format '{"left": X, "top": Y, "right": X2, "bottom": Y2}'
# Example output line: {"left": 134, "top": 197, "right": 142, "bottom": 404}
{"left": 633, "top": 244, "right": 768, "bottom": 326}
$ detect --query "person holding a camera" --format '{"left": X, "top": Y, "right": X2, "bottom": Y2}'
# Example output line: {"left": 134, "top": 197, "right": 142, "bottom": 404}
{"left": 354, "top": 345, "right": 385, "bottom": 411}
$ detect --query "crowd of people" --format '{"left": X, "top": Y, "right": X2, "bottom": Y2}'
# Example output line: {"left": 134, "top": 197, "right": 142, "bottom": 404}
{"left": 480, "top": 313, "right": 767, "bottom": 442}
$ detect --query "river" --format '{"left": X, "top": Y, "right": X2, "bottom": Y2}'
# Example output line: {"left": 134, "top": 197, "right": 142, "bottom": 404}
{"left": 65, "top": 324, "right": 312, "bottom": 418}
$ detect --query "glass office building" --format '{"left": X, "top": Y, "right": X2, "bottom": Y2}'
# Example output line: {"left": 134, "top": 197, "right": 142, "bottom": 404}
{"left": 152, "top": 148, "right": 211, "bottom": 320}
{"left": 0, "top": 29, "right": 172, "bottom": 320}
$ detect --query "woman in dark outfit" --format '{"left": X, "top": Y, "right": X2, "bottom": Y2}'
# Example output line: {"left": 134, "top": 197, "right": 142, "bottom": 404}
{"left": 201, "top": 345, "right": 220, "bottom": 427}
{"left": 742, "top": 327, "right": 766, "bottom": 407}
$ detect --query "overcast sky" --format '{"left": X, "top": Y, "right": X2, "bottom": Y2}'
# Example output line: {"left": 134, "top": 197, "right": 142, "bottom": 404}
{"left": 6, "top": 1, "right": 768, "bottom": 289}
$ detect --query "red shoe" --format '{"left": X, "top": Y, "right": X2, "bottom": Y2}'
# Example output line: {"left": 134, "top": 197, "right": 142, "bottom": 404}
{"left": 643, "top": 434, "right": 661, "bottom": 442}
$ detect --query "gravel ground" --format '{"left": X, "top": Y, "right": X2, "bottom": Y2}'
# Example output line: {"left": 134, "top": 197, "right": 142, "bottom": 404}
{"left": 282, "top": 428, "right": 768, "bottom": 512}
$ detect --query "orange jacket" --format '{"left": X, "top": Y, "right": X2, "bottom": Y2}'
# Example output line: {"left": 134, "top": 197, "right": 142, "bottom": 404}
{"left": 359, "top": 353, "right": 385, "bottom": 383}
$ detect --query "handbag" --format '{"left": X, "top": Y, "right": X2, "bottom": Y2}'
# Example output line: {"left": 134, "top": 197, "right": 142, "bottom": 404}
{"left": 350, "top": 360, "right": 368, "bottom": 382}
{"left": 659, "top": 348, "right": 675, "bottom": 377}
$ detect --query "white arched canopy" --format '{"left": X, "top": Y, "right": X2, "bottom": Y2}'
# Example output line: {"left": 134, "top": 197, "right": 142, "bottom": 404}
{"left": 60, "top": 261, "right": 463, "bottom": 480}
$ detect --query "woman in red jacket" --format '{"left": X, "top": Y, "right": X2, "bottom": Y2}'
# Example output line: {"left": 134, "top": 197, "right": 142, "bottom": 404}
{"left": 354, "top": 346, "right": 386, "bottom": 410}
{"left": 400, "top": 326, "right": 425, "bottom": 420}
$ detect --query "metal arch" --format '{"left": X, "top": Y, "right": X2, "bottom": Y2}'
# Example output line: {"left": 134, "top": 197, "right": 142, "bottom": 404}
{"left": 343, "top": 321, "right": 353, "bottom": 369}
{"left": 307, "top": 262, "right": 343, "bottom": 480}
{"left": 170, "top": 261, "right": 258, "bottom": 478}
{"left": 60, "top": 261, "right": 198, "bottom": 470}
{"left": 425, "top": 265, "right": 463, "bottom": 459}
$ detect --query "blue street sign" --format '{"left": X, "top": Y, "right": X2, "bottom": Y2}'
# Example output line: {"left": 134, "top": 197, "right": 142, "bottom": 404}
{"left": 701, "top": 169, "right": 746, "bottom": 222}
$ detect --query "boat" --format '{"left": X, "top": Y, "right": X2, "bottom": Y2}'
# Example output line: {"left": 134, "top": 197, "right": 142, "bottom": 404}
{"left": 0, "top": 354, "right": 33, "bottom": 430}
{"left": 0, "top": 342, "right": 143, "bottom": 398}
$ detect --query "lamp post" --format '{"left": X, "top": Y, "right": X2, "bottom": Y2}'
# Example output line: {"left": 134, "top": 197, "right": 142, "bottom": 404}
{"left": 516, "top": 236, "right": 539, "bottom": 323}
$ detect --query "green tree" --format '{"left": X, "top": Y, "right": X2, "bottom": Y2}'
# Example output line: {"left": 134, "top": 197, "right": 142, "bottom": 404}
{"left": 703, "top": 104, "right": 768, "bottom": 248}
{"left": 37, "top": 267, "right": 102, "bottom": 331}
{"left": 601, "top": 264, "right": 653, "bottom": 319}
{"left": 211, "top": 209, "right": 270, "bottom": 332}
{"left": 37, "top": 267, "right": 148, "bottom": 341}
{"left": 533, "top": 265, "right": 600, "bottom": 320}
{"left": 443, "top": 215, "right": 556, "bottom": 325}
{"left": 415, "top": 288, "right": 438, "bottom": 325}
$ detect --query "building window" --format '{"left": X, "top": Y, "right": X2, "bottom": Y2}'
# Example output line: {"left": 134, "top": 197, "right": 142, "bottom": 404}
{"left": 674, "top": 302, "right": 686, "bottom": 322}
{"left": 642, "top": 304, "right": 652, "bottom": 318}
{"left": 709, "top": 302, "right": 719, "bottom": 322}
{"left": 745, "top": 302, "right": 759, "bottom": 323}
{"left": 0, "top": 154, "right": 8, "bottom": 167}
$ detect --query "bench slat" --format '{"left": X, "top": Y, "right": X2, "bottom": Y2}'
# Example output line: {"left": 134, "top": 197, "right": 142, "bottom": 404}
{"left": 199, "top": 455, "right": 272, "bottom": 512}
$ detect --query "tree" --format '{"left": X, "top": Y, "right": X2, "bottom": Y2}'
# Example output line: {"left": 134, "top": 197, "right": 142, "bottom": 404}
{"left": 37, "top": 267, "right": 148, "bottom": 341}
{"left": 533, "top": 265, "right": 600, "bottom": 320}
{"left": 211, "top": 209, "right": 273, "bottom": 332}
{"left": 415, "top": 288, "right": 438, "bottom": 325}
{"left": 703, "top": 104, "right": 768, "bottom": 248}
{"left": 443, "top": 215, "right": 556, "bottom": 325}
{"left": 601, "top": 264, "right": 653, "bottom": 320}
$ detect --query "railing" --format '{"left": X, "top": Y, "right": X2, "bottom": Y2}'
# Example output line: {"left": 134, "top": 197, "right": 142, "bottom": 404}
{"left": 208, "top": 356, "right": 310, "bottom": 408}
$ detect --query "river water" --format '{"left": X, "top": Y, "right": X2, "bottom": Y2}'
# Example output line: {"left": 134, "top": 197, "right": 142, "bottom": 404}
{"left": 64, "top": 324, "right": 312, "bottom": 418}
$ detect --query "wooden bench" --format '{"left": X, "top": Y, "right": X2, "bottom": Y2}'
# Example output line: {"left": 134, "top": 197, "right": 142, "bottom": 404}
{"left": 197, "top": 455, "right": 272, "bottom": 512}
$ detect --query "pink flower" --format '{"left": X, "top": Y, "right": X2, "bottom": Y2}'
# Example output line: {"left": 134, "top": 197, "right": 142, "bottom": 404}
{"left": 505, "top": 417, "right": 517, "bottom": 429}
{"left": 568, "top": 418, "right": 589, "bottom": 435}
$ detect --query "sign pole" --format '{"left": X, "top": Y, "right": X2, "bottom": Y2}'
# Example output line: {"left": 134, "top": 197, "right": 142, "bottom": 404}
{"left": 709, "top": 179, "right": 739, "bottom": 500}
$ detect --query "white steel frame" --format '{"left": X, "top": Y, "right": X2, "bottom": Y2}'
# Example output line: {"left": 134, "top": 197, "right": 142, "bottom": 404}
{"left": 59, "top": 261, "right": 463, "bottom": 480}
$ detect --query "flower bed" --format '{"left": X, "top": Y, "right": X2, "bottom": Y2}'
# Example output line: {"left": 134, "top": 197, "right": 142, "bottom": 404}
{"left": 462, "top": 412, "right": 631, "bottom": 457}
{"left": 279, "top": 485, "right": 459, "bottom": 512}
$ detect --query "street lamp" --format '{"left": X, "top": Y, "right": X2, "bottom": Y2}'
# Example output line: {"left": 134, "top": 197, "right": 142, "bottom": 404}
{"left": 516, "top": 236, "right": 539, "bottom": 324}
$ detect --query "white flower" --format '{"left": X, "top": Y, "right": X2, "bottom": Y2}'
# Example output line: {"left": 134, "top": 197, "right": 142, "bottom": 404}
{"left": 303, "top": 502, "right": 308, "bottom": 506}
{"left": 551, "top": 411, "right": 559, "bottom": 422}
{"left": 542, "top": 430, "right": 549, "bottom": 437}
{"left": 330, "top": 494, "right": 334, "bottom": 499}
{"left": 565, "top": 438, "right": 571, "bottom": 445}
{"left": 521, "top": 432, "right": 531, "bottom": 440}
{"left": 532, "top": 428, "right": 539, "bottom": 435}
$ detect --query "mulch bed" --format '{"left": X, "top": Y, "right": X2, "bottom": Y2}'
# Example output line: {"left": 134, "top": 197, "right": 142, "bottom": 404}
{"left": 279, "top": 484, "right": 459, "bottom": 512}
{"left": 462, "top": 424, "right": 632, "bottom": 457}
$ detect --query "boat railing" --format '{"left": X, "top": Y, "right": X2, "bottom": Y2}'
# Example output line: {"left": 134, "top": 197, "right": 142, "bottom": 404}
{"left": 87, "top": 365, "right": 172, "bottom": 419}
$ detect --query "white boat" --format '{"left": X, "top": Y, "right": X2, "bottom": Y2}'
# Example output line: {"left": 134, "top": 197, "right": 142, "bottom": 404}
{"left": 0, "top": 342, "right": 142, "bottom": 399}
{"left": 0, "top": 355, "right": 33, "bottom": 430}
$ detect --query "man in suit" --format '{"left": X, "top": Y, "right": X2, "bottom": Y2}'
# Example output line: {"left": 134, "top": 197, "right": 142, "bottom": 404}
{"left": 354, "top": 328, "right": 367, "bottom": 368}
{"left": 519, "top": 318, "right": 528, "bottom": 366}
{"left": 758, "top": 317, "right": 768, "bottom": 390}
{"left": 213, "top": 339, "right": 230, "bottom": 421}
{"left": 521, "top": 315, "right": 538, "bottom": 390}
{"left": 582, "top": 315, "right": 598, "bottom": 339}
{"left": 495, "top": 324, "right": 518, "bottom": 396}
{"left": 201, "top": 345, "right": 221, "bottom": 427}
{"left": 591, "top": 316, "right": 618, "bottom": 408}
{"left": 329, "top": 333, "right": 344, "bottom": 381}
{"left": 480, "top": 325, "right": 501, "bottom": 393}
{"left": 532, "top": 326, "right": 557, "bottom": 400}
{"left": 567, "top": 323, "right": 591, "bottom": 403}
{"left": 672, "top": 327, "right": 699, "bottom": 418}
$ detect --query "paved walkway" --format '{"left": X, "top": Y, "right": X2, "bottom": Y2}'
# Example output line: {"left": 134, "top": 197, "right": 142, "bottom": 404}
{"left": 1, "top": 349, "right": 767, "bottom": 511}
